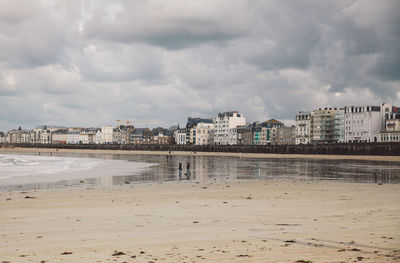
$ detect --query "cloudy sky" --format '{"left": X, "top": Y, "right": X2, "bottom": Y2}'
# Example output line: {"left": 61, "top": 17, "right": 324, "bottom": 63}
{"left": 0, "top": 0, "right": 399, "bottom": 131}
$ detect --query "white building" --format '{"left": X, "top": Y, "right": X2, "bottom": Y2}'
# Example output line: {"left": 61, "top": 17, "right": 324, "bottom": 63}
{"left": 101, "top": 126, "right": 114, "bottom": 144}
{"left": 79, "top": 129, "right": 97, "bottom": 144}
{"left": 33, "top": 126, "right": 64, "bottom": 143}
{"left": 194, "top": 122, "right": 214, "bottom": 145}
{"left": 379, "top": 109, "right": 400, "bottom": 142}
{"left": 295, "top": 111, "right": 312, "bottom": 144}
{"left": 214, "top": 111, "right": 246, "bottom": 145}
{"left": 51, "top": 130, "right": 68, "bottom": 143}
{"left": 112, "top": 128, "right": 122, "bottom": 144}
{"left": 95, "top": 129, "right": 102, "bottom": 144}
{"left": 228, "top": 127, "right": 238, "bottom": 145}
{"left": 174, "top": 129, "right": 186, "bottom": 145}
{"left": 344, "top": 103, "right": 392, "bottom": 143}
{"left": 67, "top": 131, "right": 81, "bottom": 144}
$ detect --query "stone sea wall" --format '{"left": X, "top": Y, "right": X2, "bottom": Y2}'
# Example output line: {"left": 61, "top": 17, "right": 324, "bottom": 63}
{"left": 1, "top": 142, "right": 400, "bottom": 156}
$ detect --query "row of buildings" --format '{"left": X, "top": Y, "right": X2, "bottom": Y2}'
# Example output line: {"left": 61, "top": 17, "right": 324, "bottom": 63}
{"left": 1, "top": 103, "right": 399, "bottom": 145}
{"left": 0, "top": 111, "right": 296, "bottom": 146}
{"left": 174, "top": 112, "right": 296, "bottom": 146}
{"left": 295, "top": 103, "right": 400, "bottom": 144}
{"left": 1, "top": 125, "right": 174, "bottom": 145}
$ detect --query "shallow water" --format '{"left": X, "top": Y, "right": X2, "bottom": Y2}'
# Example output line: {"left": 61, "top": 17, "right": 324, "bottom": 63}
{"left": 0, "top": 152, "right": 399, "bottom": 191}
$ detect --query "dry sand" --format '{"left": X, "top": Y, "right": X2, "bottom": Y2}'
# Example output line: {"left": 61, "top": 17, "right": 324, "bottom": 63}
{"left": 1, "top": 180, "right": 399, "bottom": 263}
{"left": 1, "top": 146, "right": 400, "bottom": 162}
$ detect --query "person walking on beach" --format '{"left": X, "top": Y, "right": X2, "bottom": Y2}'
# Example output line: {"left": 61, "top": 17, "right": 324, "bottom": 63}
{"left": 186, "top": 162, "right": 191, "bottom": 179}
{"left": 178, "top": 162, "right": 183, "bottom": 178}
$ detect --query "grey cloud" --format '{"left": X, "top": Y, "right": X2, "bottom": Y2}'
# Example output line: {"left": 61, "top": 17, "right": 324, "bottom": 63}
{"left": 76, "top": 42, "right": 165, "bottom": 82}
{"left": 0, "top": 1, "right": 81, "bottom": 69}
{"left": 83, "top": 1, "right": 250, "bottom": 49}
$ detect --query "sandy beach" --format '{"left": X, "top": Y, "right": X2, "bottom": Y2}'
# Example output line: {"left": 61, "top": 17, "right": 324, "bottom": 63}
{"left": 1, "top": 180, "right": 399, "bottom": 262}
{"left": 1, "top": 146, "right": 400, "bottom": 162}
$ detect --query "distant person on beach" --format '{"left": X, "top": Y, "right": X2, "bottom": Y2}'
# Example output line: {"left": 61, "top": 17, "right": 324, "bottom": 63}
{"left": 178, "top": 162, "right": 183, "bottom": 178}
{"left": 186, "top": 162, "right": 191, "bottom": 179}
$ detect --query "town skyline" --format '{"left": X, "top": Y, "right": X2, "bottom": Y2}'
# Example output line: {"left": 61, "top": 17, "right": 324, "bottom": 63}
{"left": 2, "top": 102, "right": 399, "bottom": 145}
{"left": 1, "top": 1, "right": 399, "bottom": 132}
{"left": 0, "top": 101, "right": 395, "bottom": 131}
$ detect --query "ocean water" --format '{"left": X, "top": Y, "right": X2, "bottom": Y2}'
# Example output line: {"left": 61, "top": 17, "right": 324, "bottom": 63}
{"left": 1, "top": 152, "right": 399, "bottom": 191}
{"left": 0, "top": 153, "right": 153, "bottom": 186}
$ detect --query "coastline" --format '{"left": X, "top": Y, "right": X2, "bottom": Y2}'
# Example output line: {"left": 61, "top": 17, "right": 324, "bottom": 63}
{"left": 1, "top": 146, "right": 400, "bottom": 162}
{"left": 1, "top": 180, "right": 399, "bottom": 262}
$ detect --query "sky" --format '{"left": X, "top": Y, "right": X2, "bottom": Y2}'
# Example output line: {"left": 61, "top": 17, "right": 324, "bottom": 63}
{"left": 0, "top": 0, "right": 399, "bottom": 131}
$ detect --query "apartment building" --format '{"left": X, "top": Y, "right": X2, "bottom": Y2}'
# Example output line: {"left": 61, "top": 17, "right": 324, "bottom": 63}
{"left": 274, "top": 126, "right": 296, "bottom": 145}
{"left": 333, "top": 109, "right": 345, "bottom": 143}
{"left": 52, "top": 129, "right": 68, "bottom": 143}
{"left": 174, "top": 128, "right": 187, "bottom": 145}
{"left": 295, "top": 112, "right": 312, "bottom": 144}
{"left": 214, "top": 111, "right": 246, "bottom": 145}
{"left": 312, "top": 108, "right": 340, "bottom": 144}
{"left": 185, "top": 117, "right": 214, "bottom": 145}
{"left": 101, "top": 126, "right": 114, "bottom": 144}
{"left": 379, "top": 108, "right": 400, "bottom": 142}
{"left": 67, "top": 130, "right": 81, "bottom": 144}
{"left": 344, "top": 103, "right": 391, "bottom": 143}
{"left": 32, "top": 125, "right": 64, "bottom": 144}
{"left": 194, "top": 122, "right": 214, "bottom": 145}
{"left": 79, "top": 128, "right": 98, "bottom": 144}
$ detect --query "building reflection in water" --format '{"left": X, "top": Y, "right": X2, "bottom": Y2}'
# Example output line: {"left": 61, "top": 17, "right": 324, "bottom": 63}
{"left": 108, "top": 154, "right": 400, "bottom": 185}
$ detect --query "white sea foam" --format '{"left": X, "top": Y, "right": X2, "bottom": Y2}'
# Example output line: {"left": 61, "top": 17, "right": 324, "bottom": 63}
{"left": 0, "top": 154, "right": 153, "bottom": 185}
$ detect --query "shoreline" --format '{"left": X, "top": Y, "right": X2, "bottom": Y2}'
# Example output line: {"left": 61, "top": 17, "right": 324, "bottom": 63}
{"left": 1, "top": 146, "right": 400, "bottom": 162}
{"left": 1, "top": 180, "right": 399, "bottom": 262}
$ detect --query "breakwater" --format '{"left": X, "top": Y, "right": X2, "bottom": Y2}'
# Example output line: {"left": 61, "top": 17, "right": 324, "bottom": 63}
{"left": 1, "top": 142, "right": 400, "bottom": 156}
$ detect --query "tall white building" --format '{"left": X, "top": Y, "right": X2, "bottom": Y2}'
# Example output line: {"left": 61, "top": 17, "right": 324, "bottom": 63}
{"left": 214, "top": 111, "right": 246, "bottom": 145}
{"left": 101, "top": 126, "right": 114, "bottom": 144}
{"left": 295, "top": 111, "right": 312, "bottom": 144}
{"left": 95, "top": 129, "right": 102, "bottom": 144}
{"left": 344, "top": 103, "right": 392, "bottom": 143}
{"left": 174, "top": 129, "right": 186, "bottom": 145}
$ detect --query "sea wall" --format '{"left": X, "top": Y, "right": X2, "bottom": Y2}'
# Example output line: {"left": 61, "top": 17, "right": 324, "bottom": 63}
{"left": 1, "top": 142, "right": 400, "bottom": 156}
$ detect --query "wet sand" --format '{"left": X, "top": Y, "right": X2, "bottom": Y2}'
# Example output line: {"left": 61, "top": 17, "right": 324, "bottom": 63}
{"left": 1, "top": 146, "right": 400, "bottom": 162}
{"left": 1, "top": 180, "right": 399, "bottom": 262}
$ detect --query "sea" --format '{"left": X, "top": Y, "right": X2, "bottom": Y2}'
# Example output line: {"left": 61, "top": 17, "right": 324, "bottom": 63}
{"left": 0, "top": 151, "right": 399, "bottom": 191}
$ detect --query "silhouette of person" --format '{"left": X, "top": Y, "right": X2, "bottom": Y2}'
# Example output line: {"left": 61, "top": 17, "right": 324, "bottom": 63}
{"left": 178, "top": 162, "right": 183, "bottom": 178}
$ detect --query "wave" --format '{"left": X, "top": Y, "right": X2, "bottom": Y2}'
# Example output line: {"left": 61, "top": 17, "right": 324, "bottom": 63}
{"left": 0, "top": 154, "right": 153, "bottom": 184}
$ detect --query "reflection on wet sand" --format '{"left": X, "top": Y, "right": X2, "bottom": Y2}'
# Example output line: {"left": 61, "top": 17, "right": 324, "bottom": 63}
{"left": 1, "top": 152, "right": 400, "bottom": 191}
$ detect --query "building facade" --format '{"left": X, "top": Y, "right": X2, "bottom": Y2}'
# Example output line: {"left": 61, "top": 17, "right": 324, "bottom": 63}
{"left": 51, "top": 129, "right": 68, "bottom": 143}
{"left": 333, "top": 109, "right": 345, "bottom": 143}
{"left": 379, "top": 108, "right": 400, "bottom": 142}
{"left": 174, "top": 129, "right": 187, "bottom": 145}
{"left": 214, "top": 111, "right": 246, "bottom": 145}
{"left": 344, "top": 103, "right": 391, "bottom": 143}
{"left": 312, "top": 108, "right": 340, "bottom": 144}
{"left": 295, "top": 111, "right": 312, "bottom": 144}
{"left": 185, "top": 117, "right": 214, "bottom": 145}
{"left": 274, "top": 126, "right": 296, "bottom": 145}
{"left": 101, "top": 126, "right": 114, "bottom": 144}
